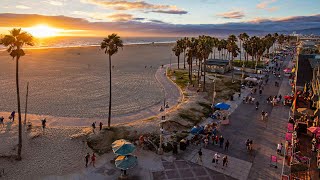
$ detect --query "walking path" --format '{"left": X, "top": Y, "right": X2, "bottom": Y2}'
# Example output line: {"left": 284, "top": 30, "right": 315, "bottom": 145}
{"left": 204, "top": 55, "right": 292, "bottom": 179}
{"left": 184, "top": 148, "right": 252, "bottom": 180}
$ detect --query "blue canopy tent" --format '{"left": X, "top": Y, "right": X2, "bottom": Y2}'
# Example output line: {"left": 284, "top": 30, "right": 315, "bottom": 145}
{"left": 190, "top": 126, "right": 204, "bottom": 135}
{"left": 214, "top": 102, "right": 231, "bottom": 110}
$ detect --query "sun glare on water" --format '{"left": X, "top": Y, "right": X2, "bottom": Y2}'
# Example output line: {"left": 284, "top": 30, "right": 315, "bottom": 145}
{"left": 25, "top": 25, "right": 63, "bottom": 38}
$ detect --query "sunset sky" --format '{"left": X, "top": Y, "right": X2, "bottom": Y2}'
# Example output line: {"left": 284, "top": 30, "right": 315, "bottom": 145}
{"left": 0, "top": 0, "right": 320, "bottom": 37}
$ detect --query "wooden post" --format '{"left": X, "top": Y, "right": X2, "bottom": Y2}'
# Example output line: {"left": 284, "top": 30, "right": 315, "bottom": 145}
{"left": 24, "top": 82, "right": 29, "bottom": 125}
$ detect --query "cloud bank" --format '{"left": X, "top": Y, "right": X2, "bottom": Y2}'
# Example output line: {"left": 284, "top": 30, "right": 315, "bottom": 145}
{"left": 0, "top": 13, "right": 320, "bottom": 36}
{"left": 217, "top": 11, "right": 245, "bottom": 19}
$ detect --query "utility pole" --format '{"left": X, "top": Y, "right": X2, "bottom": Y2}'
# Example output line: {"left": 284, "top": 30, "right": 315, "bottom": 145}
{"left": 24, "top": 82, "right": 29, "bottom": 125}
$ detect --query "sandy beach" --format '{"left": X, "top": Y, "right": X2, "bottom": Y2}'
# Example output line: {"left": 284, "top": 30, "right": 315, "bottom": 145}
{"left": 0, "top": 43, "right": 175, "bottom": 120}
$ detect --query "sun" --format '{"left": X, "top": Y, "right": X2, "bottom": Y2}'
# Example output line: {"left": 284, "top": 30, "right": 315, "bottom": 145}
{"left": 25, "top": 25, "right": 63, "bottom": 38}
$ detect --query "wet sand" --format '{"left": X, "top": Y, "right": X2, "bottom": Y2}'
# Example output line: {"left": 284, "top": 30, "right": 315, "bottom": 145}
{"left": 0, "top": 43, "right": 175, "bottom": 120}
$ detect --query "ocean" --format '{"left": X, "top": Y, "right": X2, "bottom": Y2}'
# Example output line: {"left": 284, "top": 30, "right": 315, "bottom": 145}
{"left": 0, "top": 36, "right": 180, "bottom": 50}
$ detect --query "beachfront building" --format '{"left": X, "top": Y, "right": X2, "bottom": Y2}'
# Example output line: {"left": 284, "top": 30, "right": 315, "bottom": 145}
{"left": 288, "top": 39, "right": 320, "bottom": 179}
{"left": 205, "top": 59, "right": 232, "bottom": 74}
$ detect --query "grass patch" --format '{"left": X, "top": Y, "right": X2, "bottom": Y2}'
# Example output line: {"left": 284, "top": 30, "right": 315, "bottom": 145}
{"left": 86, "top": 126, "right": 136, "bottom": 155}
{"left": 168, "top": 69, "right": 190, "bottom": 89}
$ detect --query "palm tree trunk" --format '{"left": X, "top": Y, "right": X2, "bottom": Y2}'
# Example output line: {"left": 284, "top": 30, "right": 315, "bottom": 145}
{"left": 16, "top": 56, "right": 22, "bottom": 160}
{"left": 213, "top": 48, "right": 216, "bottom": 59}
{"left": 183, "top": 50, "right": 186, "bottom": 69}
{"left": 108, "top": 55, "right": 112, "bottom": 128}
{"left": 190, "top": 58, "right": 193, "bottom": 84}
{"left": 203, "top": 59, "right": 206, "bottom": 91}
{"left": 177, "top": 56, "right": 180, "bottom": 69}
{"left": 239, "top": 41, "right": 242, "bottom": 61}
{"left": 218, "top": 51, "right": 221, "bottom": 59}
{"left": 197, "top": 59, "right": 201, "bottom": 85}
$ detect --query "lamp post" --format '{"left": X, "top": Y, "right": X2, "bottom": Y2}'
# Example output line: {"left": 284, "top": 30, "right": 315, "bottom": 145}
{"left": 158, "top": 98, "right": 169, "bottom": 155}
{"left": 212, "top": 74, "right": 216, "bottom": 105}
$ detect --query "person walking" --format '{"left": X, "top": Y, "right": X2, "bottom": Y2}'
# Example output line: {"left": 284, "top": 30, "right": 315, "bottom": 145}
{"left": 215, "top": 135, "right": 219, "bottom": 145}
{"left": 222, "top": 156, "right": 228, "bottom": 167}
{"left": 85, "top": 153, "right": 90, "bottom": 167}
{"left": 246, "top": 139, "right": 250, "bottom": 150}
{"left": 90, "top": 153, "right": 96, "bottom": 167}
{"left": 261, "top": 111, "right": 265, "bottom": 121}
{"left": 213, "top": 152, "right": 220, "bottom": 165}
{"left": 219, "top": 136, "right": 224, "bottom": 148}
{"left": 225, "top": 140, "right": 230, "bottom": 151}
{"left": 41, "top": 118, "right": 47, "bottom": 131}
{"left": 255, "top": 101, "right": 259, "bottom": 110}
{"left": 259, "top": 89, "right": 262, "bottom": 96}
{"left": 204, "top": 137, "right": 209, "bottom": 148}
{"left": 99, "top": 122, "right": 103, "bottom": 131}
{"left": 92, "top": 122, "right": 96, "bottom": 133}
{"left": 0, "top": 116, "right": 4, "bottom": 127}
{"left": 197, "top": 149, "right": 203, "bottom": 165}
{"left": 264, "top": 112, "right": 268, "bottom": 120}
{"left": 10, "top": 111, "right": 15, "bottom": 122}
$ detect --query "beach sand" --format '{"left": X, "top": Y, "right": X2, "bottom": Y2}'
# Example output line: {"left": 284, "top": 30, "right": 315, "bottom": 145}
{"left": 0, "top": 43, "right": 174, "bottom": 120}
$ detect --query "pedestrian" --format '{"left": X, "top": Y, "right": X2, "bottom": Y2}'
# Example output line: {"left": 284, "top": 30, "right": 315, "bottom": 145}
{"left": 255, "top": 101, "right": 259, "bottom": 110}
{"left": 222, "top": 156, "right": 228, "bottom": 167}
{"left": 249, "top": 140, "right": 253, "bottom": 150}
{"left": 197, "top": 148, "right": 203, "bottom": 164}
{"left": 204, "top": 137, "right": 209, "bottom": 148}
{"left": 264, "top": 112, "right": 268, "bottom": 120}
{"left": 246, "top": 139, "right": 250, "bottom": 150}
{"left": 99, "top": 122, "right": 103, "bottom": 131}
{"left": 215, "top": 135, "right": 219, "bottom": 145}
{"left": 92, "top": 122, "right": 96, "bottom": 133}
{"left": 219, "top": 136, "right": 224, "bottom": 148}
{"left": 259, "top": 89, "right": 262, "bottom": 96}
{"left": 213, "top": 152, "right": 220, "bottom": 165}
{"left": 0, "top": 116, "right": 4, "bottom": 127}
{"left": 41, "top": 118, "right": 46, "bottom": 131}
{"left": 279, "top": 94, "right": 282, "bottom": 101}
{"left": 225, "top": 140, "right": 230, "bottom": 151}
{"left": 85, "top": 153, "right": 90, "bottom": 167}
{"left": 90, "top": 153, "right": 96, "bottom": 167}
{"left": 277, "top": 143, "right": 283, "bottom": 154}
{"left": 261, "top": 111, "right": 265, "bottom": 121}
{"left": 9, "top": 111, "right": 15, "bottom": 122}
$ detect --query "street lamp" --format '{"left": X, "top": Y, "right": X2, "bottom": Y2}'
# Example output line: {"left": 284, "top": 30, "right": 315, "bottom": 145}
{"left": 158, "top": 99, "right": 169, "bottom": 155}
{"left": 212, "top": 74, "right": 217, "bottom": 105}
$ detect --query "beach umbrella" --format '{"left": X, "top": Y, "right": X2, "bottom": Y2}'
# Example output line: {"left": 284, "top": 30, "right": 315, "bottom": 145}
{"left": 307, "top": 127, "right": 320, "bottom": 134}
{"left": 112, "top": 139, "right": 136, "bottom": 155}
{"left": 215, "top": 102, "right": 231, "bottom": 110}
{"left": 115, "top": 155, "right": 138, "bottom": 170}
{"left": 283, "top": 68, "right": 292, "bottom": 73}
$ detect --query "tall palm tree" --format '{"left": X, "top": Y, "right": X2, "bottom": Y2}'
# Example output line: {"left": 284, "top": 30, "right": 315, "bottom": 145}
{"left": 172, "top": 43, "right": 183, "bottom": 69}
{"left": 0, "top": 28, "right": 33, "bottom": 160}
{"left": 181, "top": 37, "right": 188, "bottom": 69}
{"left": 100, "top": 33, "right": 123, "bottom": 128}
{"left": 197, "top": 35, "right": 212, "bottom": 91}
{"left": 238, "top": 33, "right": 249, "bottom": 62}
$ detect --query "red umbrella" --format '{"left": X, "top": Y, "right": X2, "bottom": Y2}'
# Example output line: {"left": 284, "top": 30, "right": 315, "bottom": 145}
{"left": 307, "top": 127, "right": 320, "bottom": 134}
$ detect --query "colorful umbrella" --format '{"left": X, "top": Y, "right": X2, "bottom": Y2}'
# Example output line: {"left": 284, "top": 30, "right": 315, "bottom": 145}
{"left": 214, "top": 103, "right": 231, "bottom": 110}
{"left": 283, "top": 68, "right": 292, "bottom": 73}
{"left": 112, "top": 139, "right": 136, "bottom": 155}
{"left": 115, "top": 155, "right": 138, "bottom": 170}
{"left": 307, "top": 127, "right": 320, "bottom": 134}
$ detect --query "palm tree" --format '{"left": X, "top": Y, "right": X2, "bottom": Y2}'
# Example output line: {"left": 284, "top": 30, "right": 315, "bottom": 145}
{"left": 181, "top": 37, "right": 188, "bottom": 69}
{"left": 197, "top": 35, "right": 212, "bottom": 91}
{"left": 0, "top": 28, "right": 33, "bottom": 160}
{"left": 172, "top": 43, "right": 183, "bottom": 69}
{"left": 238, "top": 33, "right": 249, "bottom": 62}
{"left": 100, "top": 33, "right": 123, "bottom": 128}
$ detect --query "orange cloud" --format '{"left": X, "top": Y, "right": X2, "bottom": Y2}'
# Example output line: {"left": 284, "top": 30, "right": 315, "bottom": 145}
{"left": 107, "top": 13, "right": 133, "bottom": 21}
{"left": 217, "top": 11, "right": 245, "bottom": 19}
{"left": 81, "top": 0, "right": 187, "bottom": 14}
{"left": 257, "top": 0, "right": 278, "bottom": 12}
